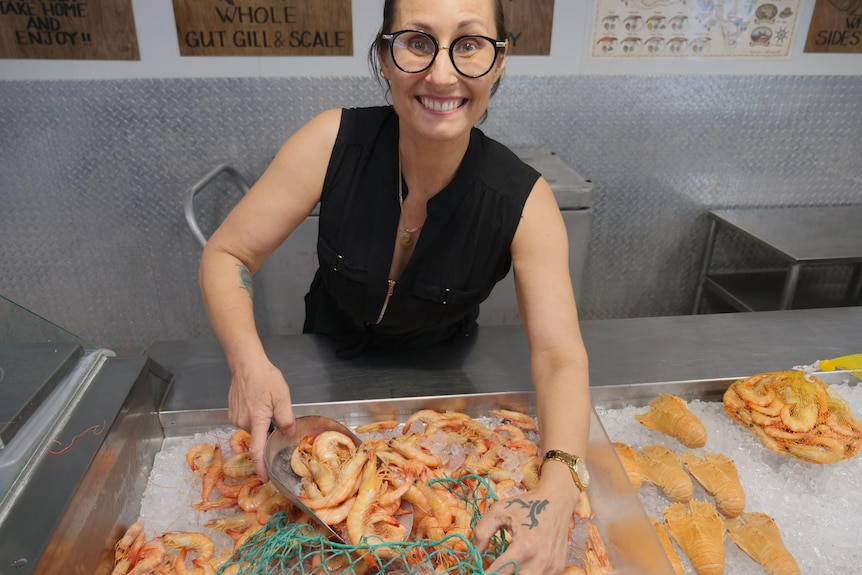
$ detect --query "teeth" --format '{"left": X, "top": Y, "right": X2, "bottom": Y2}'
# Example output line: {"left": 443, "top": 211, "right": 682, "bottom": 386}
{"left": 421, "top": 98, "right": 462, "bottom": 112}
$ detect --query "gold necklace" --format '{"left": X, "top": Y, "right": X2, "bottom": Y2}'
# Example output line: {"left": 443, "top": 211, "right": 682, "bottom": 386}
{"left": 397, "top": 145, "right": 423, "bottom": 248}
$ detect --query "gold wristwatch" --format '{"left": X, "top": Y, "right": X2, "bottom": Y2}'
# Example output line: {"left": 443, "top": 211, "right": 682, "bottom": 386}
{"left": 542, "top": 449, "right": 590, "bottom": 491}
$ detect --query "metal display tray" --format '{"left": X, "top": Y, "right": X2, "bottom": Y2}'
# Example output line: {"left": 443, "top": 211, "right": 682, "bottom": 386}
{"left": 44, "top": 388, "right": 678, "bottom": 575}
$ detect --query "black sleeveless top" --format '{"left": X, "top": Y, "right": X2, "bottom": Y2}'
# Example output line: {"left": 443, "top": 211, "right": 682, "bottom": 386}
{"left": 303, "top": 106, "right": 539, "bottom": 357}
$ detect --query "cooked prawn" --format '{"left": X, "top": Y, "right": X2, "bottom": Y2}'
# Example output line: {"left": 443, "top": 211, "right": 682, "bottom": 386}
{"left": 491, "top": 408, "right": 537, "bottom": 431}
{"left": 312, "top": 430, "right": 357, "bottom": 469}
{"left": 222, "top": 451, "right": 255, "bottom": 479}
{"left": 290, "top": 435, "right": 314, "bottom": 478}
{"left": 736, "top": 374, "right": 778, "bottom": 407}
{"left": 304, "top": 448, "right": 368, "bottom": 510}
{"left": 127, "top": 537, "right": 167, "bottom": 575}
{"left": 204, "top": 512, "right": 259, "bottom": 538}
{"left": 388, "top": 436, "right": 441, "bottom": 468}
{"left": 185, "top": 444, "right": 215, "bottom": 474}
{"left": 115, "top": 521, "right": 144, "bottom": 563}
{"left": 785, "top": 436, "right": 846, "bottom": 464}
{"left": 354, "top": 420, "right": 401, "bottom": 434}
{"left": 200, "top": 443, "right": 222, "bottom": 502}
{"left": 255, "top": 492, "right": 290, "bottom": 524}
{"left": 161, "top": 532, "right": 215, "bottom": 564}
{"left": 229, "top": 429, "right": 251, "bottom": 454}
{"left": 346, "top": 449, "right": 381, "bottom": 546}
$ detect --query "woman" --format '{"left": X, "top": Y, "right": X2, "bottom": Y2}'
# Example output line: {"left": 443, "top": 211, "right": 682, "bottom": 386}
{"left": 199, "top": 0, "right": 591, "bottom": 572}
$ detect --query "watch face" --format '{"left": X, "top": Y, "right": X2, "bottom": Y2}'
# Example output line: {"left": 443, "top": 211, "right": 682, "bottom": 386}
{"left": 576, "top": 458, "right": 590, "bottom": 486}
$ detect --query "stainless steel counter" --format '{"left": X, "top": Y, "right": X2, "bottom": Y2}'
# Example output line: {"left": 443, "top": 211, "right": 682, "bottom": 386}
{"left": 148, "top": 307, "right": 862, "bottom": 415}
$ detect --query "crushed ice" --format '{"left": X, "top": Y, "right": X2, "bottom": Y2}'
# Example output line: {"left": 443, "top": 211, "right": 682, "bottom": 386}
{"left": 596, "top": 382, "right": 862, "bottom": 574}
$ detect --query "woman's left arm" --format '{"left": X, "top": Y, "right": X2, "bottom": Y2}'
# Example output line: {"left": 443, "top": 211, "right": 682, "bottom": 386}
{"left": 474, "top": 176, "right": 591, "bottom": 575}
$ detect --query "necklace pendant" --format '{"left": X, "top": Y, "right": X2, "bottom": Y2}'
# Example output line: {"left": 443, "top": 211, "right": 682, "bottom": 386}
{"left": 399, "top": 231, "right": 414, "bottom": 247}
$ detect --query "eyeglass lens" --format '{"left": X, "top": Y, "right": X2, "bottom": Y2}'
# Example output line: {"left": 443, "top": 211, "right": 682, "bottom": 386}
{"left": 390, "top": 31, "right": 499, "bottom": 78}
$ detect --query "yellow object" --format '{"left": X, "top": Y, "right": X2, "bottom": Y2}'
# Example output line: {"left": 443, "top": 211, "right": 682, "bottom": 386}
{"left": 819, "top": 353, "right": 862, "bottom": 377}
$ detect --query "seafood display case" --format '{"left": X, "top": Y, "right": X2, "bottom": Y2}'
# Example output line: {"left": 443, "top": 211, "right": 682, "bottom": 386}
{"left": 2, "top": 305, "right": 859, "bottom": 573}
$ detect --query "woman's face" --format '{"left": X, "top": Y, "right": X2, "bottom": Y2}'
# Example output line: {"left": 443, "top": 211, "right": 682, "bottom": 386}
{"left": 380, "top": 0, "right": 505, "bottom": 144}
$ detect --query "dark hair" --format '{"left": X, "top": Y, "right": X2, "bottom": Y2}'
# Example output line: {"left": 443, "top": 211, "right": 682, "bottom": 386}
{"left": 367, "top": 0, "right": 507, "bottom": 118}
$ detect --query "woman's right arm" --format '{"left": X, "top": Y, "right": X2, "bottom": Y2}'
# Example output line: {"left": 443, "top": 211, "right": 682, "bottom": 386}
{"left": 198, "top": 108, "right": 342, "bottom": 479}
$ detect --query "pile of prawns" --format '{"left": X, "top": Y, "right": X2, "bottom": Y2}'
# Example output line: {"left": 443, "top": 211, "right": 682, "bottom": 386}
{"left": 109, "top": 408, "right": 611, "bottom": 574}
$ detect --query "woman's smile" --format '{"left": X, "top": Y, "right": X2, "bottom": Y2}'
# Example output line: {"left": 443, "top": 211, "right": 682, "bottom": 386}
{"left": 418, "top": 96, "right": 468, "bottom": 113}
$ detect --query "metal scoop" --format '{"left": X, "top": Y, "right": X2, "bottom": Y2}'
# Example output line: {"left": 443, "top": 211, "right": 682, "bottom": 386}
{"left": 264, "top": 415, "right": 413, "bottom": 543}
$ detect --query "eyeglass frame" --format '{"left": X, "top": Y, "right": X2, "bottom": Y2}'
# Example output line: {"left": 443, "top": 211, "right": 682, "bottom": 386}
{"left": 381, "top": 29, "right": 508, "bottom": 79}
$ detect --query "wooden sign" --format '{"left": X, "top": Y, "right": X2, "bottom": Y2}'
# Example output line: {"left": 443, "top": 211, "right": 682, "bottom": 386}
{"left": 172, "top": 0, "right": 352, "bottom": 56}
{"left": 0, "top": 0, "right": 139, "bottom": 60}
{"left": 805, "top": 0, "right": 862, "bottom": 53}
{"left": 502, "top": 0, "right": 555, "bottom": 55}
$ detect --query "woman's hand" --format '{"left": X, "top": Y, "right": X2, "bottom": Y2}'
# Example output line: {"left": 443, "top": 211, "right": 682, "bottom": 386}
{"left": 473, "top": 479, "right": 579, "bottom": 575}
{"left": 227, "top": 359, "right": 295, "bottom": 481}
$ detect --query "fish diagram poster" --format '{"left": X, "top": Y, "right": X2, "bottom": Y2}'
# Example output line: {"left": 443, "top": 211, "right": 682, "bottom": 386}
{"left": 591, "top": 0, "right": 802, "bottom": 58}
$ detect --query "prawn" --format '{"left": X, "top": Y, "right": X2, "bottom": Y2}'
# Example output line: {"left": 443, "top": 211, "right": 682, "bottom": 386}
{"left": 204, "top": 511, "right": 259, "bottom": 537}
{"left": 185, "top": 444, "right": 215, "bottom": 474}
{"left": 229, "top": 429, "right": 251, "bottom": 454}
{"left": 115, "top": 521, "right": 144, "bottom": 563}
{"left": 222, "top": 451, "right": 254, "bottom": 479}
{"left": 736, "top": 374, "right": 778, "bottom": 407}
{"left": 191, "top": 496, "right": 236, "bottom": 512}
{"left": 785, "top": 436, "right": 846, "bottom": 464}
{"left": 175, "top": 548, "right": 214, "bottom": 575}
{"left": 311, "top": 431, "right": 357, "bottom": 469}
{"left": 389, "top": 436, "right": 441, "bottom": 468}
{"left": 200, "top": 443, "right": 222, "bottom": 503}
{"left": 403, "top": 409, "right": 469, "bottom": 435}
{"left": 354, "top": 420, "right": 401, "bottom": 434}
{"left": 304, "top": 448, "right": 368, "bottom": 510}
{"left": 215, "top": 475, "right": 243, "bottom": 498}
{"left": 491, "top": 408, "right": 537, "bottom": 431}
{"left": 290, "top": 435, "right": 314, "bottom": 478}
{"left": 236, "top": 477, "right": 265, "bottom": 511}
{"left": 346, "top": 450, "right": 381, "bottom": 546}
{"left": 161, "top": 532, "right": 215, "bottom": 565}
{"left": 127, "top": 538, "right": 167, "bottom": 575}
{"left": 255, "top": 491, "right": 290, "bottom": 524}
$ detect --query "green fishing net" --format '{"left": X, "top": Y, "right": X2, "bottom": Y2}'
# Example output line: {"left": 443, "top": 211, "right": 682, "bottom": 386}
{"left": 216, "top": 474, "right": 515, "bottom": 575}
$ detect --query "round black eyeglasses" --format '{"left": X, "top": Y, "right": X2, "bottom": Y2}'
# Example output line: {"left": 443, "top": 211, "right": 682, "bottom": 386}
{"left": 382, "top": 30, "right": 507, "bottom": 79}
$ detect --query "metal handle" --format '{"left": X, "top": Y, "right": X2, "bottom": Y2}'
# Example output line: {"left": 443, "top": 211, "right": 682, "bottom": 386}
{"left": 183, "top": 164, "right": 251, "bottom": 249}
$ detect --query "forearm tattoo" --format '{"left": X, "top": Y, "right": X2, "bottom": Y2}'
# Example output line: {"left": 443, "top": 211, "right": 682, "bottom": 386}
{"left": 504, "top": 498, "right": 549, "bottom": 529}
{"left": 237, "top": 264, "right": 254, "bottom": 299}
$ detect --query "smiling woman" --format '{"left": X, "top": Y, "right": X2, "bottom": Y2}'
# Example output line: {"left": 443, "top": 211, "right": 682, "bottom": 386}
{"left": 198, "top": 1, "right": 592, "bottom": 574}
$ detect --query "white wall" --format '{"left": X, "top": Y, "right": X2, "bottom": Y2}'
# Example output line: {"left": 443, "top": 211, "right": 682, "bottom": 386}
{"left": 0, "top": 0, "right": 859, "bottom": 80}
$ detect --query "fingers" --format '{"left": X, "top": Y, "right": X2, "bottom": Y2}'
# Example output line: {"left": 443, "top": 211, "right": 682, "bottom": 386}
{"left": 472, "top": 509, "right": 509, "bottom": 553}
{"left": 272, "top": 385, "right": 296, "bottom": 432}
{"left": 248, "top": 415, "right": 272, "bottom": 481}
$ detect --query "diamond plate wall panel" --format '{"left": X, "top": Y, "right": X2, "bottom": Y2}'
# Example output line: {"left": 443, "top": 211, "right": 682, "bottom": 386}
{"left": 1, "top": 76, "right": 860, "bottom": 349}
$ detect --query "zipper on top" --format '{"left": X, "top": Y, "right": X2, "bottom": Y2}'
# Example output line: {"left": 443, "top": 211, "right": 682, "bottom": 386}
{"left": 375, "top": 279, "right": 396, "bottom": 325}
